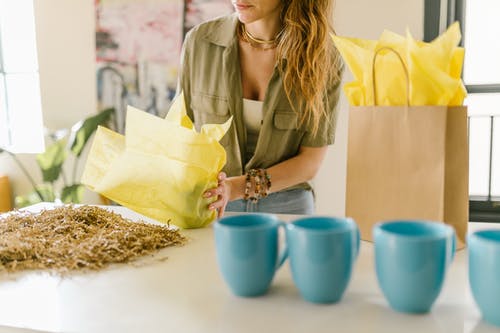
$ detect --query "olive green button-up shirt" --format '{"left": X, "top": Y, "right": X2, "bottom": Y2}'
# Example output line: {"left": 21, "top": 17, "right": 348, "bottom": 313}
{"left": 179, "top": 14, "right": 341, "bottom": 191}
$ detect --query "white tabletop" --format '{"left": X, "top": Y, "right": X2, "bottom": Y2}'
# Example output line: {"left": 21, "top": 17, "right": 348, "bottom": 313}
{"left": 0, "top": 203, "right": 499, "bottom": 333}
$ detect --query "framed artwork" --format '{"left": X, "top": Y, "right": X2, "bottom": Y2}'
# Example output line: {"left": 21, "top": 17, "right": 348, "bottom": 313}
{"left": 95, "top": 0, "right": 233, "bottom": 132}
{"left": 183, "top": 0, "right": 233, "bottom": 36}
{"left": 95, "top": 0, "right": 183, "bottom": 132}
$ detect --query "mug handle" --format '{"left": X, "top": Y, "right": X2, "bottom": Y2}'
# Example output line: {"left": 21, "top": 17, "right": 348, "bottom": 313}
{"left": 448, "top": 230, "right": 456, "bottom": 264}
{"left": 276, "top": 221, "right": 288, "bottom": 270}
{"left": 353, "top": 224, "right": 361, "bottom": 260}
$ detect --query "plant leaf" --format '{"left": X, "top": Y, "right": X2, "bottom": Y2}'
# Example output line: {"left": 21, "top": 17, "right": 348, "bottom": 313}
{"left": 61, "top": 184, "right": 85, "bottom": 203}
{"left": 36, "top": 140, "right": 68, "bottom": 183}
{"left": 15, "top": 185, "right": 55, "bottom": 208}
{"left": 70, "top": 108, "right": 114, "bottom": 157}
{"left": 15, "top": 193, "right": 41, "bottom": 208}
{"left": 36, "top": 184, "right": 56, "bottom": 202}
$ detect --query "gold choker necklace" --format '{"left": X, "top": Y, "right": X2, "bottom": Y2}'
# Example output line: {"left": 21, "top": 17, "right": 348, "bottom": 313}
{"left": 239, "top": 23, "right": 283, "bottom": 51}
{"left": 242, "top": 24, "right": 277, "bottom": 44}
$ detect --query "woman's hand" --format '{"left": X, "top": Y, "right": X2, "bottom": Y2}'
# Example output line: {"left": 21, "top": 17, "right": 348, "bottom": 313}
{"left": 204, "top": 172, "right": 231, "bottom": 218}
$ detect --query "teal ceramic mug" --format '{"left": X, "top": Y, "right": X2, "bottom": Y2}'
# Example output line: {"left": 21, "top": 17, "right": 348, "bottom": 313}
{"left": 373, "top": 220, "right": 455, "bottom": 313}
{"left": 214, "top": 214, "right": 287, "bottom": 297}
{"left": 286, "top": 216, "right": 360, "bottom": 303}
{"left": 468, "top": 229, "right": 500, "bottom": 327}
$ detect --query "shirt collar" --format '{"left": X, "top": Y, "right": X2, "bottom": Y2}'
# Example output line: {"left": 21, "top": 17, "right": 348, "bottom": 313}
{"left": 202, "top": 13, "right": 239, "bottom": 47}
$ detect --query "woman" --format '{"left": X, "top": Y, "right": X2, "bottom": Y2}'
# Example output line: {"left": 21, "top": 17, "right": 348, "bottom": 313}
{"left": 178, "top": 0, "right": 342, "bottom": 216}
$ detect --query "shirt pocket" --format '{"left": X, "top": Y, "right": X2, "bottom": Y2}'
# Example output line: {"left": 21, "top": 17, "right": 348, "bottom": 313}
{"left": 190, "top": 92, "right": 232, "bottom": 147}
{"left": 269, "top": 109, "right": 304, "bottom": 159}
{"left": 273, "top": 109, "right": 302, "bottom": 130}
{"left": 191, "top": 92, "right": 230, "bottom": 125}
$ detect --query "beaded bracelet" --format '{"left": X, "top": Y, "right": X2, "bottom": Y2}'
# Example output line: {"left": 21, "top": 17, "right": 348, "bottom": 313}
{"left": 244, "top": 172, "right": 252, "bottom": 201}
{"left": 259, "top": 169, "right": 272, "bottom": 198}
{"left": 243, "top": 168, "right": 272, "bottom": 202}
{"left": 253, "top": 170, "right": 261, "bottom": 203}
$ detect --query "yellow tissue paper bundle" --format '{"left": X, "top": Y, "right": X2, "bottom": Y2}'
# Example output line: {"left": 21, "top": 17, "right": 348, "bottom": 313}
{"left": 332, "top": 22, "right": 466, "bottom": 106}
{"left": 81, "top": 93, "right": 232, "bottom": 228}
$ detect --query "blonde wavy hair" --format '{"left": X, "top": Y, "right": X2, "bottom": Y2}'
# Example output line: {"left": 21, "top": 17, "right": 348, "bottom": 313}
{"left": 277, "top": 0, "right": 342, "bottom": 135}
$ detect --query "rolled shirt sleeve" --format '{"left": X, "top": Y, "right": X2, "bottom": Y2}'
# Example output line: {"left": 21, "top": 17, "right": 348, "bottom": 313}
{"left": 301, "top": 75, "right": 342, "bottom": 147}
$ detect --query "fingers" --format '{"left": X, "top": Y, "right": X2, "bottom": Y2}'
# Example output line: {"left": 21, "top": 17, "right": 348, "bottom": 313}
{"left": 210, "top": 183, "right": 226, "bottom": 202}
{"left": 204, "top": 172, "right": 230, "bottom": 218}
{"left": 203, "top": 172, "right": 227, "bottom": 198}
{"left": 208, "top": 195, "right": 226, "bottom": 212}
{"left": 205, "top": 183, "right": 228, "bottom": 216}
{"left": 218, "top": 205, "right": 226, "bottom": 218}
{"left": 203, "top": 185, "right": 223, "bottom": 198}
{"left": 218, "top": 172, "right": 227, "bottom": 182}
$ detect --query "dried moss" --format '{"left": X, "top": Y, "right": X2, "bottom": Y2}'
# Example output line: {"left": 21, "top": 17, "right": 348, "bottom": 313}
{"left": 0, "top": 205, "right": 186, "bottom": 274}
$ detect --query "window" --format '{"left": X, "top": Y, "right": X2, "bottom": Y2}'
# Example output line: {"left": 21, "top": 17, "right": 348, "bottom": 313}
{"left": 425, "top": 0, "right": 500, "bottom": 222}
{"left": 0, "top": 0, "right": 44, "bottom": 153}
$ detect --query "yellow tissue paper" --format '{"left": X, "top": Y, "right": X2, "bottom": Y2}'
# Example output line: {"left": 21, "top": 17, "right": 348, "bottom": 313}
{"left": 81, "top": 93, "right": 232, "bottom": 228}
{"left": 332, "top": 22, "right": 466, "bottom": 106}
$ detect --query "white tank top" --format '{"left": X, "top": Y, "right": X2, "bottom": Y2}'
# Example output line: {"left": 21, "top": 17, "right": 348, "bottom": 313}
{"left": 242, "top": 98, "right": 263, "bottom": 162}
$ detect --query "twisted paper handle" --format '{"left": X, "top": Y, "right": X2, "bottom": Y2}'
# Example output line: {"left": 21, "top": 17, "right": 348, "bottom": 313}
{"left": 372, "top": 46, "right": 410, "bottom": 106}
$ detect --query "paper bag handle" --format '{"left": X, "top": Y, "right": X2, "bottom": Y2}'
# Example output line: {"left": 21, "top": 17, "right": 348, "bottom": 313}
{"left": 372, "top": 47, "right": 410, "bottom": 106}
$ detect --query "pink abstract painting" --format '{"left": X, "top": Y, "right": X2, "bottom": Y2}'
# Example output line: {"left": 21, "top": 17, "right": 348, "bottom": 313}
{"left": 95, "top": 0, "right": 232, "bottom": 132}
{"left": 184, "top": 0, "right": 233, "bottom": 34}
{"left": 96, "top": 0, "right": 183, "bottom": 64}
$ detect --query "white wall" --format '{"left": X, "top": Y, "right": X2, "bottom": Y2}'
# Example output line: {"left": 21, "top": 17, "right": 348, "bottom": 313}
{"left": 0, "top": 0, "right": 97, "bottom": 204}
{"left": 34, "top": 0, "right": 97, "bottom": 130}
{"left": 314, "top": 0, "right": 425, "bottom": 215}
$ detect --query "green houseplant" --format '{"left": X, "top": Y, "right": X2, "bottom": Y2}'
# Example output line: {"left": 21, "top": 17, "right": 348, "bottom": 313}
{"left": 0, "top": 108, "right": 114, "bottom": 207}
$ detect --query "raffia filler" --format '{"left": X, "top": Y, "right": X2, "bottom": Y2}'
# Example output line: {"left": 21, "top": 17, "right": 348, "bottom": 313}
{"left": 0, "top": 205, "right": 186, "bottom": 274}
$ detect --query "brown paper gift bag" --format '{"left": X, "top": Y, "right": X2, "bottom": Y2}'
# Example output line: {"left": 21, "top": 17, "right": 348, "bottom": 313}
{"left": 345, "top": 48, "right": 469, "bottom": 248}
